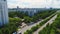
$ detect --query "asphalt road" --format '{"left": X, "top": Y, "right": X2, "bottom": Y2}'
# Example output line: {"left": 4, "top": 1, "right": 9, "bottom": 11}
{"left": 33, "top": 14, "right": 57, "bottom": 34}
{"left": 17, "top": 13, "right": 56, "bottom": 34}
{"left": 17, "top": 20, "right": 43, "bottom": 34}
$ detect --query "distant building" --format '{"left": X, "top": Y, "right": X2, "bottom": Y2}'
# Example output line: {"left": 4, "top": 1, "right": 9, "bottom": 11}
{"left": 0, "top": 0, "right": 9, "bottom": 26}
{"left": 8, "top": 6, "right": 50, "bottom": 17}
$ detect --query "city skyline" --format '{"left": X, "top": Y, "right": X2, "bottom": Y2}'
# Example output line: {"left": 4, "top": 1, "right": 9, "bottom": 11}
{"left": 7, "top": 0, "right": 60, "bottom": 8}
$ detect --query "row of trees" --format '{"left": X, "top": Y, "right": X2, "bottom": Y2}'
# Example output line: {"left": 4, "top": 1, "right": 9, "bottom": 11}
{"left": 0, "top": 17, "right": 22, "bottom": 34}
{"left": 2, "top": 9, "right": 56, "bottom": 34}
{"left": 8, "top": 10, "right": 57, "bottom": 25}
{"left": 39, "top": 12, "right": 60, "bottom": 34}
{"left": 0, "top": 9, "right": 57, "bottom": 34}
{"left": 24, "top": 13, "right": 56, "bottom": 34}
{"left": 33, "top": 9, "right": 56, "bottom": 19}
{"left": 9, "top": 11, "right": 28, "bottom": 18}
{"left": 24, "top": 10, "right": 56, "bottom": 23}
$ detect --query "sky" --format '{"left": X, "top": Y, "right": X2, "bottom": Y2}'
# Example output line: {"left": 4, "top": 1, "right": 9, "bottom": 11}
{"left": 7, "top": 0, "right": 60, "bottom": 8}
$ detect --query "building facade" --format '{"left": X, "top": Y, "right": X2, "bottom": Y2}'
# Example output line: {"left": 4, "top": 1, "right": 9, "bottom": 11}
{"left": 0, "top": 0, "right": 9, "bottom": 26}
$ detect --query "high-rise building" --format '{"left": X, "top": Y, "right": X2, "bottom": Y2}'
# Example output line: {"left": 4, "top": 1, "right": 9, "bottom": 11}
{"left": 0, "top": 0, "right": 9, "bottom": 26}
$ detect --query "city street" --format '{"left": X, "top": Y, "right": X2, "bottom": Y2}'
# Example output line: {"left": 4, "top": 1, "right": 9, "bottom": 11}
{"left": 33, "top": 14, "right": 57, "bottom": 34}
{"left": 0, "top": 0, "right": 59, "bottom": 34}
{"left": 17, "top": 20, "right": 43, "bottom": 34}
{"left": 17, "top": 14, "right": 57, "bottom": 34}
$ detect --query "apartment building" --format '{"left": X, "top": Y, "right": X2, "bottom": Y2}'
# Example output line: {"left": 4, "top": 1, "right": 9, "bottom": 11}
{"left": 0, "top": 0, "right": 9, "bottom": 26}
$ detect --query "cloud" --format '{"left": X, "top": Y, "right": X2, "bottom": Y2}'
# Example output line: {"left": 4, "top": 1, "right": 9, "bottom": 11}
{"left": 7, "top": 0, "right": 60, "bottom": 8}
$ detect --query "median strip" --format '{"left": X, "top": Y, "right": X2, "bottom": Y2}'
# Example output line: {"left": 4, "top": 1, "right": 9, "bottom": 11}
{"left": 24, "top": 13, "right": 56, "bottom": 34}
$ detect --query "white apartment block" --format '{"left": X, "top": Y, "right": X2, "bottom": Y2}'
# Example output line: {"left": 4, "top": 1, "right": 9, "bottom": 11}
{"left": 0, "top": 0, "right": 9, "bottom": 26}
